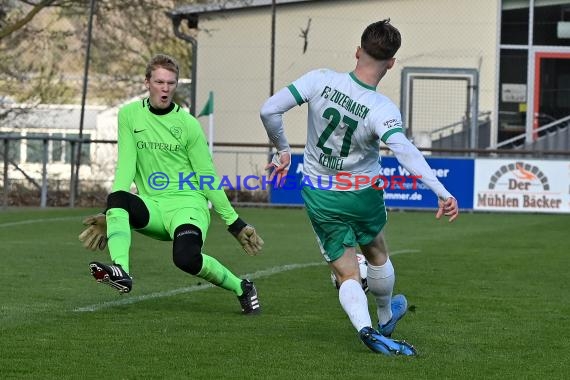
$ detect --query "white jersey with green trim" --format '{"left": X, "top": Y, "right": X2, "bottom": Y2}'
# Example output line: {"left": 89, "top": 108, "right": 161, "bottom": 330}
{"left": 287, "top": 68, "right": 403, "bottom": 190}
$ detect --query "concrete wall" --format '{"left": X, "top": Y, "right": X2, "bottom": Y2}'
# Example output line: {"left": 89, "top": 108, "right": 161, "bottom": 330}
{"left": 194, "top": 0, "right": 499, "bottom": 143}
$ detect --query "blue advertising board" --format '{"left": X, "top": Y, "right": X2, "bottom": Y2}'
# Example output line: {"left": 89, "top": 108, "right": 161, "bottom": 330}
{"left": 269, "top": 154, "right": 474, "bottom": 209}
{"left": 379, "top": 156, "right": 474, "bottom": 209}
{"left": 268, "top": 154, "right": 305, "bottom": 205}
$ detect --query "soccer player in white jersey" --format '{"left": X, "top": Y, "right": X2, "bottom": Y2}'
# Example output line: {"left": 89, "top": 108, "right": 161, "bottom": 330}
{"left": 260, "top": 19, "right": 458, "bottom": 356}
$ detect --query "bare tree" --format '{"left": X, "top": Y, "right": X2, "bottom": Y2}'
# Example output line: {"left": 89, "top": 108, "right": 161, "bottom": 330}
{"left": 0, "top": 0, "right": 59, "bottom": 40}
{"left": 0, "top": 0, "right": 197, "bottom": 106}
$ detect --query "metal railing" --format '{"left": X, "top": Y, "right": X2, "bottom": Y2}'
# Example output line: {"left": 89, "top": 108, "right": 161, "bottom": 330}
{"left": 427, "top": 111, "right": 492, "bottom": 151}
{"left": 1, "top": 135, "right": 115, "bottom": 208}
{"left": 495, "top": 114, "right": 570, "bottom": 149}
{"left": 3, "top": 136, "right": 570, "bottom": 208}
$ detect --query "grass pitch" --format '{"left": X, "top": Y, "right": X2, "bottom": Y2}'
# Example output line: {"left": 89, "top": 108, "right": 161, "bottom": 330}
{"left": 0, "top": 207, "right": 569, "bottom": 379}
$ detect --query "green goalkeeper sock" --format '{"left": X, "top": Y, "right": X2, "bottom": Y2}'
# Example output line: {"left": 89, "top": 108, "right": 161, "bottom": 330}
{"left": 197, "top": 254, "right": 243, "bottom": 295}
{"left": 106, "top": 208, "right": 131, "bottom": 273}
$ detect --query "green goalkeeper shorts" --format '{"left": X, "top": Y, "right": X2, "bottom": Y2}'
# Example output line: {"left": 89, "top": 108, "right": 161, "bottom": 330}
{"left": 301, "top": 186, "right": 387, "bottom": 262}
{"left": 135, "top": 192, "right": 211, "bottom": 241}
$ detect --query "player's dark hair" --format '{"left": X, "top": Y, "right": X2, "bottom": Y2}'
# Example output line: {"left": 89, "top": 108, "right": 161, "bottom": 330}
{"left": 145, "top": 54, "right": 180, "bottom": 80}
{"left": 361, "top": 19, "right": 401, "bottom": 60}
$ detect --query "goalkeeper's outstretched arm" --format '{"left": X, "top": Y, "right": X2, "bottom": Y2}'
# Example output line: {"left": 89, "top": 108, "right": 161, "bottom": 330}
{"left": 227, "top": 217, "right": 264, "bottom": 256}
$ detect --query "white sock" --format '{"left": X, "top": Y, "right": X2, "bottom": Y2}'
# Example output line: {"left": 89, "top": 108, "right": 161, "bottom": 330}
{"left": 338, "top": 278, "right": 372, "bottom": 332}
{"left": 367, "top": 258, "right": 395, "bottom": 326}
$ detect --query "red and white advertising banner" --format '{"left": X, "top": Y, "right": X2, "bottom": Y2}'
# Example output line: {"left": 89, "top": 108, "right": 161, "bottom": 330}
{"left": 474, "top": 159, "right": 570, "bottom": 213}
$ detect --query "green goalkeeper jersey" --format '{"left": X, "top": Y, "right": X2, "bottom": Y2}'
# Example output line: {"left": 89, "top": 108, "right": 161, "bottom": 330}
{"left": 112, "top": 98, "right": 238, "bottom": 225}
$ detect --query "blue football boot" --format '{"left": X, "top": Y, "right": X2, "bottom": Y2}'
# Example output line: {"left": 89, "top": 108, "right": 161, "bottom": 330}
{"left": 359, "top": 327, "right": 417, "bottom": 356}
{"left": 379, "top": 294, "right": 408, "bottom": 337}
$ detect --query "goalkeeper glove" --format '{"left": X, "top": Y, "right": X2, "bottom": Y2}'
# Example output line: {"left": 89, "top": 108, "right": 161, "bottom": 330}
{"left": 228, "top": 217, "right": 264, "bottom": 256}
{"left": 78, "top": 213, "right": 107, "bottom": 251}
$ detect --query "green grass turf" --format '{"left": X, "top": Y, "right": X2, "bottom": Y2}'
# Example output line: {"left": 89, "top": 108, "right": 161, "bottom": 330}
{"left": 0, "top": 207, "right": 569, "bottom": 379}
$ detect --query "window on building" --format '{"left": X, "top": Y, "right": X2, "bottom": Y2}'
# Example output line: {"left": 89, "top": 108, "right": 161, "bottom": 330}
{"left": 502, "top": 0, "right": 530, "bottom": 45}
{"left": 498, "top": 49, "right": 529, "bottom": 141}
{"left": 26, "top": 133, "right": 49, "bottom": 163}
{"left": 534, "top": 1, "right": 570, "bottom": 46}
{"left": 64, "top": 134, "right": 91, "bottom": 165}
{"left": 51, "top": 133, "right": 63, "bottom": 162}
{"left": 0, "top": 133, "right": 21, "bottom": 163}
{"left": 502, "top": 0, "right": 570, "bottom": 46}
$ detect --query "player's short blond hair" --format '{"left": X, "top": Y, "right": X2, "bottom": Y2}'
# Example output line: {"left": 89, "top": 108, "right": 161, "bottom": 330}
{"left": 145, "top": 54, "right": 180, "bottom": 80}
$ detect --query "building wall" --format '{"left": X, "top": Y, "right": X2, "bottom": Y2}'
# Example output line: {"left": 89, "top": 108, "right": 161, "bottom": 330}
{"left": 195, "top": 0, "right": 499, "bottom": 153}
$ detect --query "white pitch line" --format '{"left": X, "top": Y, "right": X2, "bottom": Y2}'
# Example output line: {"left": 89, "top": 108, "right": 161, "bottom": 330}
{"left": 73, "top": 249, "right": 420, "bottom": 313}
{"left": 74, "top": 262, "right": 324, "bottom": 312}
{"left": 0, "top": 216, "right": 79, "bottom": 228}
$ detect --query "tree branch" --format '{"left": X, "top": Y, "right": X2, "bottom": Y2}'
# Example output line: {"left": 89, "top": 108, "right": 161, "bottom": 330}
{"left": 0, "top": 0, "right": 57, "bottom": 40}
{"left": 299, "top": 17, "right": 311, "bottom": 54}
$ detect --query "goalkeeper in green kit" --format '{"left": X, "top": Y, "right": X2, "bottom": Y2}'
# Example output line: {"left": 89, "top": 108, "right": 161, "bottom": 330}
{"left": 78, "top": 54, "right": 263, "bottom": 314}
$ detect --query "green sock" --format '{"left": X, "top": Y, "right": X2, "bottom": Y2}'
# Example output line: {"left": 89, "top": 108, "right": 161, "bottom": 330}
{"left": 197, "top": 254, "right": 243, "bottom": 295}
{"left": 106, "top": 208, "right": 131, "bottom": 273}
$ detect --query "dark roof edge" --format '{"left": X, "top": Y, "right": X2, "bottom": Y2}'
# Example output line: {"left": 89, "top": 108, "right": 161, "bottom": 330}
{"left": 168, "top": 0, "right": 316, "bottom": 17}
